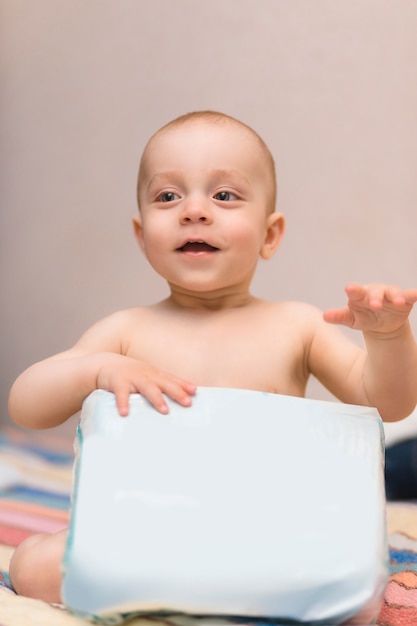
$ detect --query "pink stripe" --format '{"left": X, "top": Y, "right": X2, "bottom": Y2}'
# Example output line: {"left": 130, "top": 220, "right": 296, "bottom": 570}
{"left": 385, "top": 580, "right": 417, "bottom": 608}
{"left": 0, "top": 499, "right": 69, "bottom": 521}
{"left": 0, "top": 509, "right": 67, "bottom": 534}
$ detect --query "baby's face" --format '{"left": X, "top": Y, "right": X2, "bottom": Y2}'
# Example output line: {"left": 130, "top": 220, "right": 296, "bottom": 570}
{"left": 135, "top": 119, "right": 280, "bottom": 297}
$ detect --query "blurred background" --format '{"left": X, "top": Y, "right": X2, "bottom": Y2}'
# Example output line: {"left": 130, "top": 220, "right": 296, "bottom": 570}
{"left": 1, "top": 0, "right": 417, "bottom": 443}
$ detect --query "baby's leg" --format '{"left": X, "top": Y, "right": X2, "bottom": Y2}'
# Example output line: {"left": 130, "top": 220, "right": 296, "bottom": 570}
{"left": 9, "top": 529, "right": 67, "bottom": 603}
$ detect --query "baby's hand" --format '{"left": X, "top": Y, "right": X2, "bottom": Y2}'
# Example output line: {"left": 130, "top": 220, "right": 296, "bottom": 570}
{"left": 95, "top": 354, "right": 196, "bottom": 416}
{"left": 323, "top": 284, "right": 417, "bottom": 335}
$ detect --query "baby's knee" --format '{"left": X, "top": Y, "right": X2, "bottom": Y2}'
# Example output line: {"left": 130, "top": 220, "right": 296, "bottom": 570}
{"left": 9, "top": 531, "right": 65, "bottom": 602}
{"left": 9, "top": 534, "right": 47, "bottom": 596}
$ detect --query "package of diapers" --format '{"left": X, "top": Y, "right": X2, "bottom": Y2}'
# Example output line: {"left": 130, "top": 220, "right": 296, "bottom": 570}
{"left": 62, "top": 388, "right": 388, "bottom": 625}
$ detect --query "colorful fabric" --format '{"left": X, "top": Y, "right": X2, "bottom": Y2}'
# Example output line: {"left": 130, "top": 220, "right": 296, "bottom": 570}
{"left": 1, "top": 427, "right": 417, "bottom": 626}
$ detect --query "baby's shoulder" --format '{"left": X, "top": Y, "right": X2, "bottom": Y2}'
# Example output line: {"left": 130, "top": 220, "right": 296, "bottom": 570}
{"left": 81, "top": 305, "right": 164, "bottom": 352}
{"left": 100, "top": 305, "right": 158, "bottom": 327}
{"left": 81, "top": 306, "right": 155, "bottom": 337}
{"left": 261, "top": 299, "right": 324, "bottom": 324}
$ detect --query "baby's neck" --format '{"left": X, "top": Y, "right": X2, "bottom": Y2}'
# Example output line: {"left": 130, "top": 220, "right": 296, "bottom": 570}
{"left": 163, "top": 288, "right": 258, "bottom": 312}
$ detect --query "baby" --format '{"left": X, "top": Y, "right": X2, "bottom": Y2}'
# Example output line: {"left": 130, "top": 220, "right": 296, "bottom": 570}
{"left": 8, "top": 110, "right": 417, "bottom": 603}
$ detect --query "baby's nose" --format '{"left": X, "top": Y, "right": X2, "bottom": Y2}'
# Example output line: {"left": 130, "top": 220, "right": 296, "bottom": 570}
{"left": 180, "top": 198, "right": 213, "bottom": 223}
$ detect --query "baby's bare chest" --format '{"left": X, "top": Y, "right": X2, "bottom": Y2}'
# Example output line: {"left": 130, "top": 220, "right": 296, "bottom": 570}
{"left": 126, "top": 312, "right": 308, "bottom": 395}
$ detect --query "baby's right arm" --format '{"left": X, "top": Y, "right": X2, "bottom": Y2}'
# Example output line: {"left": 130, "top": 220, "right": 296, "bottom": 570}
{"left": 8, "top": 312, "right": 196, "bottom": 429}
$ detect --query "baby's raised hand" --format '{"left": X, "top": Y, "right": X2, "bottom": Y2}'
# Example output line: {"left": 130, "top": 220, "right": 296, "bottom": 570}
{"left": 95, "top": 354, "right": 196, "bottom": 416}
{"left": 323, "top": 284, "right": 417, "bottom": 334}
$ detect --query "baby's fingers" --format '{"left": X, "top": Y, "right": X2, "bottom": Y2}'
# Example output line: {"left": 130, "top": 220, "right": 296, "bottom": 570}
{"left": 323, "top": 307, "right": 353, "bottom": 327}
{"left": 114, "top": 385, "right": 132, "bottom": 417}
{"left": 136, "top": 380, "right": 170, "bottom": 414}
{"left": 345, "top": 283, "right": 385, "bottom": 309}
{"left": 159, "top": 378, "right": 196, "bottom": 409}
{"left": 402, "top": 288, "right": 417, "bottom": 306}
{"left": 345, "top": 284, "right": 411, "bottom": 310}
{"left": 130, "top": 377, "right": 196, "bottom": 415}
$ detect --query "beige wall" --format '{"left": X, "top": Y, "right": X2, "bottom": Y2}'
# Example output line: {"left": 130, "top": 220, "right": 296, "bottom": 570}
{"left": 1, "top": 0, "right": 417, "bottom": 439}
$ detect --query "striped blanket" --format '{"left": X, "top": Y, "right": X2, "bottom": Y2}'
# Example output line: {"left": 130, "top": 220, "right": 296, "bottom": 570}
{"left": 1, "top": 428, "right": 417, "bottom": 626}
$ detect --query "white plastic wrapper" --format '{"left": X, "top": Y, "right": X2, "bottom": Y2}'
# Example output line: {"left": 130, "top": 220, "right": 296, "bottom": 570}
{"left": 62, "top": 388, "right": 388, "bottom": 625}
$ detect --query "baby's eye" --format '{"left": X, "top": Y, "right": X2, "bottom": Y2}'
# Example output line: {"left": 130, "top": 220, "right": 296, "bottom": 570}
{"left": 158, "top": 191, "right": 180, "bottom": 202}
{"left": 214, "top": 191, "right": 237, "bottom": 201}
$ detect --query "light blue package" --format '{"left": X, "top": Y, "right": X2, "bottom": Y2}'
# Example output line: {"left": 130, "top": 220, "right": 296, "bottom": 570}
{"left": 62, "top": 388, "right": 388, "bottom": 625}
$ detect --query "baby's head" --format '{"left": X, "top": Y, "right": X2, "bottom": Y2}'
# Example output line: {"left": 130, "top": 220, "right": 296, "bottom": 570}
{"left": 137, "top": 111, "right": 277, "bottom": 215}
{"left": 134, "top": 111, "right": 284, "bottom": 294}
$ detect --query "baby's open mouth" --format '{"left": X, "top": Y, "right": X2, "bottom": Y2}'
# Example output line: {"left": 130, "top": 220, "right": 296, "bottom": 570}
{"left": 177, "top": 241, "right": 219, "bottom": 252}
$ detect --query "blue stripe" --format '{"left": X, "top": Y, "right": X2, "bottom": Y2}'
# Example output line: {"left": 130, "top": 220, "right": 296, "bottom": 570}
{"left": 0, "top": 485, "right": 70, "bottom": 509}
{"left": 0, "top": 436, "right": 73, "bottom": 464}
{"left": 389, "top": 548, "right": 417, "bottom": 563}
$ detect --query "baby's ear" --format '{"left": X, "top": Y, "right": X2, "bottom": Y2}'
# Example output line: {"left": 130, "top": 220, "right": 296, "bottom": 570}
{"left": 260, "top": 212, "right": 285, "bottom": 260}
{"left": 132, "top": 215, "right": 145, "bottom": 253}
